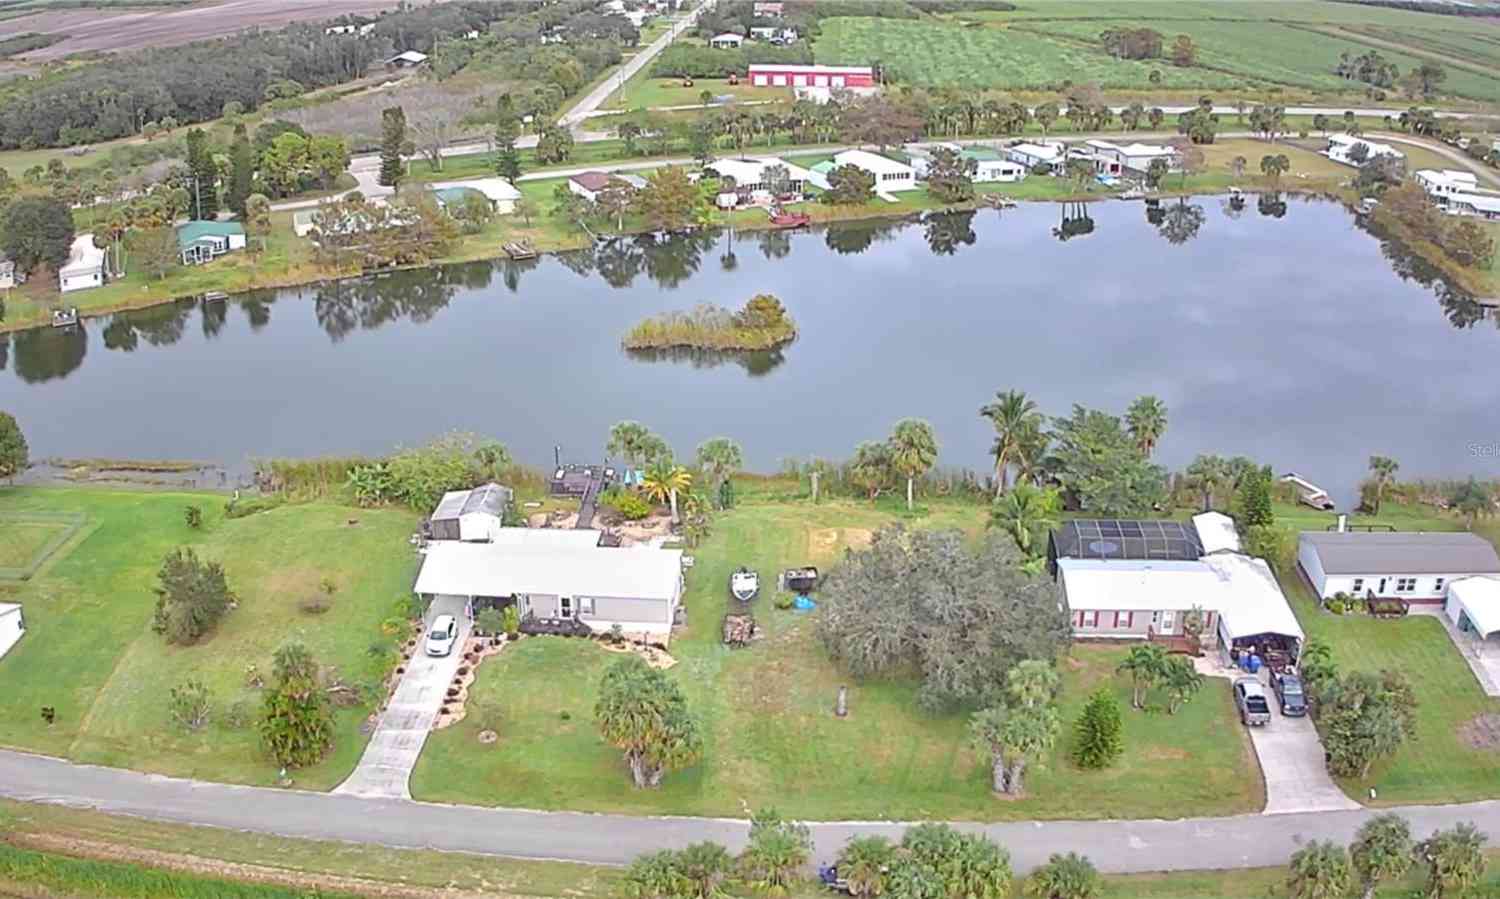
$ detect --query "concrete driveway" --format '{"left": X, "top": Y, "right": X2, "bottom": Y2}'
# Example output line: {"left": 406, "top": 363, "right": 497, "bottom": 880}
{"left": 1247, "top": 695, "right": 1360, "bottom": 815}
{"left": 334, "top": 596, "right": 470, "bottom": 800}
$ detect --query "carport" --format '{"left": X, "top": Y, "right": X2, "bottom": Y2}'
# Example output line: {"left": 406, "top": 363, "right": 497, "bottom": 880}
{"left": 1207, "top": 554, "right": 1305, "bottom": 669}
{"left": 1445, "top": 577, "right": 1500, "bottom": 640}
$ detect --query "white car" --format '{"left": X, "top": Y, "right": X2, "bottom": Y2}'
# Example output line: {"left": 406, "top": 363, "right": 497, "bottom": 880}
{"left": 425, "top": 614, "right": 458, "bottom": 657}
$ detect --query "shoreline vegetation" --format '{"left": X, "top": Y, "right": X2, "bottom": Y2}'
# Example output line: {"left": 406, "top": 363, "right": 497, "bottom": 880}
{"left": 622, "top": 293, "right": 797, "bottom": 352}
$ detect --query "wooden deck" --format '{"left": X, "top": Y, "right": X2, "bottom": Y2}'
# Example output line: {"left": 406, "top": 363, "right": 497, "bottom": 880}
{"left": 1148, "top": 632, "right": 1203, "bottom": 656}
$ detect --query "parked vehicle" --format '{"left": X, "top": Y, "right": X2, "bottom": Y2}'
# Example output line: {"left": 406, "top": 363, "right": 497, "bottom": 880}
{"left": 425, "top": 614, "right": 459, "bottom": 657}
{"left": 1272, "top": 671, "right": 1308, "bottom": 717}
{"left": 782, "top": 566, "right": 818, "bottom": 593}
{"left": 818, "top": 865, "right": 850, "bottom": 894}
{"left": 1233, "top": 677, "right": 1271, "bottom": 726}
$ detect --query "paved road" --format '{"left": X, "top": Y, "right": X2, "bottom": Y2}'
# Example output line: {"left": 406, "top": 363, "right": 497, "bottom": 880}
{"left": 3, "top": 748, "right": 1500, "bottom": 873}
{"left": 334, "top": 597, "right": 471, "bottom": 800}
{"left": 558, "top": 0, "right": 714, "bottom": 129}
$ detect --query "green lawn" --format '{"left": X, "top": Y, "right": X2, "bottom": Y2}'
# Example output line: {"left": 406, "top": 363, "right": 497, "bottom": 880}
{"left": 0, "top": 486, "right": 420, "bottom": 789}
{"left": 606, "top": 74, "right": 786, "bottom": 111}
{"left": 0, "top": 520, "right": 68, "bottom": 570}
{"left": 413, "top": 494, "right": 1261, "bottom": 821}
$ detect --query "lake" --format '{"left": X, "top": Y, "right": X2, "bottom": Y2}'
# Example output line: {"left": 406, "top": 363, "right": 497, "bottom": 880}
{"left": 2, "top": 195, "right": 1497, "bottom": 505}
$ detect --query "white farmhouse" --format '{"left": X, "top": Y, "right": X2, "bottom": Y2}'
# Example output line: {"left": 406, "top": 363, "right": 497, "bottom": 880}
{"left": 1007, "top": 141, "right": 1066, "bottom": 170}
{"left": 1415, "top": 169, "right": 1480, "bottom": 203}
{"left": 1083, "top": 139, "right": 1180, "bottom": 175}
{"left": 59, "top": 234, "right": 106, "bottom": 293}
{"left": 831, "top": 149, "right": 916, "bottom": 192}
{"left": 1324, "top": 133, "right": 1403, "bottom": 167}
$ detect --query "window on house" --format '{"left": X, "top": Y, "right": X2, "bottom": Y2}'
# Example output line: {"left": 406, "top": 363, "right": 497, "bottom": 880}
{"left": 1351, "top": 578, "right": 1364, "bottom": 594}
{"left": 559, "top": 596, "right": 573, "bottom": 619}
{"left": 1082, "top": 610, "right": 1097, "bottom": 628}
{"left": 1435, "top": 578, "right": 1446, "bottom": 593}
{"left": 579, "top": 597, "right": 595, "bottom": 616}
{"left": 1395, "top": 578, "right": 1417, "bottom": 593}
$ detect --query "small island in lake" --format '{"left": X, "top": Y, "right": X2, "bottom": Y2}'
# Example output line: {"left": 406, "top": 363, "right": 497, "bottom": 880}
{"left": 622, "top": 293, "right": 797, "bottom": 351}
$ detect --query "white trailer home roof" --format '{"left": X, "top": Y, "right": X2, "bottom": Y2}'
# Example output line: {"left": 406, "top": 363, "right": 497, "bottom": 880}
{"left": 415, "top": 541, "right": 682, "bottom": 600}
{"left": 1203, "top": 553, "right": 1305, "bottom": 643}
{"left": 832, "top": 149, "right": 913, "bottom": 177}
{"left": 1192, "top": 511, "right": 1241, "bottom": 555}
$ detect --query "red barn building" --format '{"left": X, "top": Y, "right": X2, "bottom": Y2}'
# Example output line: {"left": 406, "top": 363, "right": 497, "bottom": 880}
{"left": 747, "top": 64, "right": 875, "bottom": 89}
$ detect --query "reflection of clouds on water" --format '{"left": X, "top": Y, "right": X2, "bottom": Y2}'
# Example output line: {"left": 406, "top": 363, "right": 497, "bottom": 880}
{"left": 624, "top": 344, "right": 788, "bottom": 378}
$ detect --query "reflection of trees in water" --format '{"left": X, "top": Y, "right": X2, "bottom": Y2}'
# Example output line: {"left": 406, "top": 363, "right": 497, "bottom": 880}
{"left": 1222, "top": 195, "right": 1246, "bottom": 219}
{"left": 624, "top": 344, "right": 787, "bottom": 377}
{"left": 824, "top": 221, "right": 900, "bottom": 255}
{"left": 1256, "top": 192, "right": 1288, "bottom": 218}
{"left": 639, "top": 230, "right": 716, "bottom": 289}
{"left": 238, "top": 290, "right": 276, "bottom": 331}
{"left": 313, "top": 268, "right": 459, "bottom": 342}
{"left": 1157, "top": 198, "right": 1205, "bottom": 245}
{"left": 557, "top": 231, "right": 719, "bottom": 290}
{"left": 12, "top": 322, "right": 87, "bottom": 383}
{"left": 923, "top": 210, "right": 977, "bottom": 256}
{"left": 102, "top": 298, "right": 196, "bottom": 352}
{"left": 0, "top": 333, "right": 8, "bottom": 372}
{"left": 756, "top": 228, "right": 792, "bottom": 260}
{"left": 719, "top": 227, "right": 738, "bottom": 272}
{"left": 499, "top": 256, "right": 540, "bottom": 292}
{"left": 201, "top": 297, "right": 228, "bottom": 339}
{"left": 593, "top": 240, "right": 640, "bottom": 288}
{"left": 1053, "top": 202, "right": 1096, "bottom": 241}
{"left": 1359, "top": 214, "right": 1494, "bottom": 331}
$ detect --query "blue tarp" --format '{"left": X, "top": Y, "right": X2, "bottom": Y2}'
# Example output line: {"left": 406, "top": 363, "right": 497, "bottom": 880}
{"left": 793, "top": 595, "right": 816, "bottom": 611}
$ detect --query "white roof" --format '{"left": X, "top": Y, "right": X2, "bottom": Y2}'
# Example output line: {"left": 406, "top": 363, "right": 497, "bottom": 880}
{"left": 711, "top": 32, "right": 743, "bottom": 41}
{"left": 1453, "top": 193, "right": 1500, "bottom": 213}
{"left": 60, "top": 234, "right": 105, "bottom": 276}
{"left": 1085, "top": 139, "right": 1177, "bottom": 159}
{"left": 488, "top": 528, "right": 602, "bottom": 548}
{"left": 1416, "top": 169, "right": 1480, "bottom": 188}
{"left": 1204, "top": 554, "right": 1305, "bottom": 643}
{"left": 430, "top": 177, "right": 521, "bottom": 202}
{"left": 1059, "top": 555, "right": 1303, "bottom": 642}
{"left": 1193, "top": 512, "right": 1241, "bottom": 555}
{"left": 1328, "top": 134, "right": 1402, "bottom": 156}
{"left": 748, "top": 64, "right": 872, "bottom": 75}
{"left": 0, "top": 603, "right": 19, "bottom": 616}
{"left": 389, "top": 50, "right": 429, "bottom": 64}
{"left": 1010, "top": 142, "right": 1065, "bottom": 161}
{"left": 705, "top": 156, "right": 815, "bottom": 185}
{"left": 1060, "top": 559, "right": 1221, "bottom": 612}
{"left": 1449, "top": 577, "right": 1500, "bottom": 638}
{"left": 414, "top": 541, "right": 683, "bottom": 601}
{"left": 833, "top": 149, "right": 912, "bottom": 175}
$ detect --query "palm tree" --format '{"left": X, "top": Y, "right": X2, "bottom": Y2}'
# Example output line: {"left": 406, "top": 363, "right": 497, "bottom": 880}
{"left": 1125, "top": 396, "right": 1168, "bottom": 458}
{"left": 642, "top": 458, "right": 691, "bottom": 524}
{"left": 837, "top": 836, "right": 895, "bottom": 898}
{"left": 694, "top": 437, "right": 743, "bottom": 507}
{"left": 1350, "top": 813, "right": 1412, "bottom": 899}
{"left": 1185, "top": 454, "right": 1232, "bottom": 512}
{"left": 608, "top": 421, "right": 654, "bottom": 470}
{"left": 1285, "top": 840, "right": 1352, "bottom": 899}
{"left": 1367, "top": 455, "right": 1399, "bottom": 514}
{"left": 1024, "top": 852, "right": 1100, "bottom": 899}
{"left": 888, "top": 419, "right": 938, "bottom": 512}
{"left": 1161, "top": 656, "right": 1204, "bottom": 714}
{"left": 1116, "top": 643, "right": 1168, "bottom": 710}
{"left": 1013, "top": 423, "right": 1051, "bottom": 488}
{"left": 979, "top": 390, "right": 1041, "bottom": 496}
{"left": 989, "top": 483, "right": 1061, "bottom": 559}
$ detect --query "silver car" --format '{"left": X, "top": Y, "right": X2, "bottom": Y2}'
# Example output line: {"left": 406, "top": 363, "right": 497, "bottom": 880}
{"left": 425, "top": 614, "right": 458, "bottom": 657}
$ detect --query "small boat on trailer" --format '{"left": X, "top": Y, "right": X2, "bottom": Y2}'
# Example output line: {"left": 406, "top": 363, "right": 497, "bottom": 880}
{"left": 766, "top": 207, "right": 810, "bottom": 229}
{"left": 51, "top": 307, "right": 79, "bottom": 328}
{"left": 730, "top": 567, "right": 760, "bottom": 602}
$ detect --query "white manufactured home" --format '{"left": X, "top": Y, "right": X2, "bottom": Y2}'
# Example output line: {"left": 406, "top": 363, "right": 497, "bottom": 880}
{"left": 0, "top": 604, "right": 24, "bottom": 662}
{"left": 413, "top": 540, "right": 684, "bottom": 638}
{"left": 1297, "top": 531, "right": 1500, "bottom": 602}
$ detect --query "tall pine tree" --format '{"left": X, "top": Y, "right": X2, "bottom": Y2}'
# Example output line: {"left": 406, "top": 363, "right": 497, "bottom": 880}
{"left": 379, "top": 106, "right": 407, "bottom": 190}
{"left": 1235, "top": 465, "right": 1275, "bottom": 529}
{"left": 184, "top": 128, "right": 219, "bottom": 219}
{"left": 227, "top": 123, "right": 254, "bottom": 218}
{"left": 493, "top": 115, "right": 522, "bottom": 181}
{"left": 1071, "top": 688, "right": 1124, "bottom": 769}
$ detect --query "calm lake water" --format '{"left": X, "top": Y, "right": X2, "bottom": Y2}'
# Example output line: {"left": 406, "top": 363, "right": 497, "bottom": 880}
{"left": 2, "top": 196, "right": 1497, "bottom": 505}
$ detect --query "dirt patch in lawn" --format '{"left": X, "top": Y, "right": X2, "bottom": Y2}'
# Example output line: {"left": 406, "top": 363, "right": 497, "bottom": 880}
{"left": 1459, "top": 713, "right": 1500, "bottom": 750}
{"left": 808, "top": 527, "right": 874, "bottom": 559}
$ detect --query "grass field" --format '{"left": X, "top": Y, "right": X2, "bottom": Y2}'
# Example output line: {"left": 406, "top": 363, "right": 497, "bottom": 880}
{"left": 812, "top": 1, "right": 1500, "bottom": 103}
{"left": 413, "top": 493, "right": 1262, "bottom": 821}
{"left": 0, "top": 486, "right": 420, "bottom": 788}
{"left": 0, "top": 520, "right": 69, "bottom": 569}
{"left": 605, "top": 74, "right": 786, "bottom": 111}
{"left": 816, "top": 17, "right": 1247, "bottom": 92}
